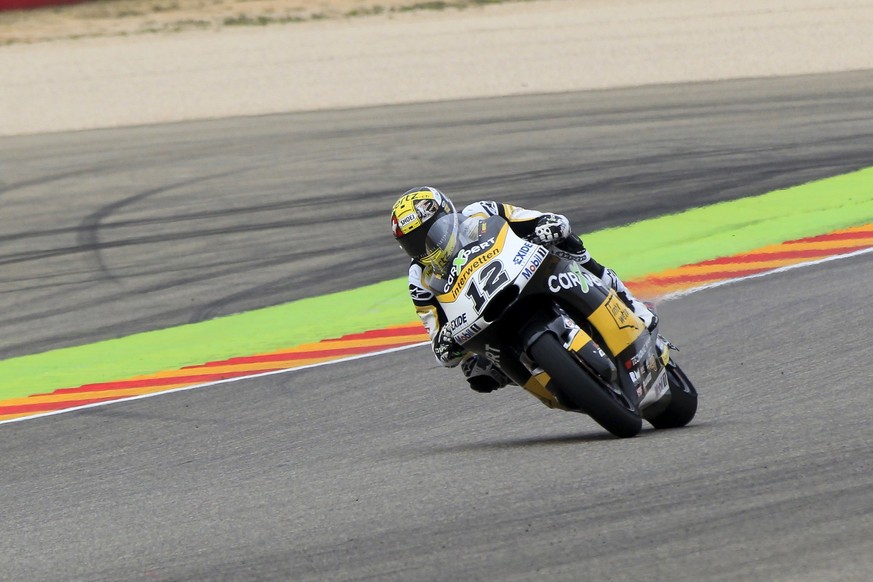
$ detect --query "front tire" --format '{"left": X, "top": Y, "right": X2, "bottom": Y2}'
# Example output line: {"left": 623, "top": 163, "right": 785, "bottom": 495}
{"left": 529, "top": 333, "right": 642, "bottom": 438}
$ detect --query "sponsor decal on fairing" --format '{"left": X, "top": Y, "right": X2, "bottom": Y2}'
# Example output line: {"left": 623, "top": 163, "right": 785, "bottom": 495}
{"left": 484, "top": 344, "right": 502, "bottom": 366}
{"left": 520, "top": 247, "right": 548, "bottom": 280}
{"left": 454, "top": 323, "right": 482, "bottom": 343}
{"left": 605, "top": 294, "right": 637, "bottom": 330}
{"left": 451, "top": 236, "right": 497, "bottom": 272}
{"left": 448, "top": 248, "right": 501, "bottom": 299}
{"left": 448, "top": 313, "right": 468, "bottom": 331}
{"left": 547, "top": 271, "right": 588, "bottom": 293}
{"left": 652, "top": 369, "right": 669, "bottom": 398}
{"left": 513, "top": 242, "right": 533, "bottom": 265}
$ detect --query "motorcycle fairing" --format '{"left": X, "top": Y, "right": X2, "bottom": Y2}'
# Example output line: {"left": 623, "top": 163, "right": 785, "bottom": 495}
{"left": 538, "top": 258, "right": 665, "bottom": 408}
{"left": 427, "top": 213, "right": 670, "bottom": 414}
{"left": 522, "top": 370, "right": 566, "bottom": 410}
{"left": 512, "top": 303, "right": 626, "bottom": 413}
{"left": 586, "top": 291, "right": 645, "bottom": 356}
{"left": 434, "top": 217, "right": 549, "bottom": 343}
{"left": 435, "top": 221, "right": 510, "bottom": 303}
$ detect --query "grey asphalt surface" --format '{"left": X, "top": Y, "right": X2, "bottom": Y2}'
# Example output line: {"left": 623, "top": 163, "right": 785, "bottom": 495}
{"left": 1, "top": 70, "right": 873, "bottom": 581}
{"left": 1, "top": 70, "right": 872, "bottom": 358}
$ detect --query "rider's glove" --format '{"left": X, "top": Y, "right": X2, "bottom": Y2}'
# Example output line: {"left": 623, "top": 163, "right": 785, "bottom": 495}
{"left": 433, "top": 325, "right": 465, "bottom": 367}
{"left": 530, "top": 215, "right": 570, "bottom": 245}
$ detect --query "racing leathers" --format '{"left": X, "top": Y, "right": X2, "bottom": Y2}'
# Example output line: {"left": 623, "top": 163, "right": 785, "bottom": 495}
{"left": 408, "top": 200, "right": 657, "bottom": 394}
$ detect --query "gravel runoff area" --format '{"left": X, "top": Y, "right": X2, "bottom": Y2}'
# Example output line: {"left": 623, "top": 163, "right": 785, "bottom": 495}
{"left": 1, "top": 0, "right": 873, "bottom": 136}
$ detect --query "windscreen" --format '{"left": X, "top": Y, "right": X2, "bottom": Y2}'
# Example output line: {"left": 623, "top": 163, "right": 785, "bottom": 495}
{"left": 423, "top": 213, "right": 483, "bottom": 276}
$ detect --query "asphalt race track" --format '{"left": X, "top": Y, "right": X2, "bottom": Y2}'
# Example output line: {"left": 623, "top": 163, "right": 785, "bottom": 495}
{"left": 1, "top": 71, "right": 873, "bottom": 358}
{"left": 1, "top": 70, "right": 873, "bottom": 580}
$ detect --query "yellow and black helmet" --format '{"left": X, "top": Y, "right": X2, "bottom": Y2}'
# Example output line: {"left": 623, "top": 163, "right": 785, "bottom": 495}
{"left": 390, "top": 186, "right": 455, "bottom": 262}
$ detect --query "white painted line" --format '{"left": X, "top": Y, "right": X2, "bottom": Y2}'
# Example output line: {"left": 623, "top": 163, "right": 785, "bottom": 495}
{"left": 0, "top": 341, "right": 430, "bottom": 426}
{"left": 658, "top": 245, "right": 873, "bottom": 301}
{"left": 2, "top": 245, "right": 871, "bottom": 427}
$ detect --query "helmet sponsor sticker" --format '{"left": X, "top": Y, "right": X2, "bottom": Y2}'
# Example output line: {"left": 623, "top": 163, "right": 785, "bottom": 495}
{"left": 415, "top": 198, "right": 439, "bottom": 221}
{"left": 397, "top": 211, "right": 419, "bottom": 232}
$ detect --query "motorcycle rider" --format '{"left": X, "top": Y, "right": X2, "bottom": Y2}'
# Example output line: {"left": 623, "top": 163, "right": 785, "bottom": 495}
{"left": 390, "top": 186, "right": 658, "bottom": 394}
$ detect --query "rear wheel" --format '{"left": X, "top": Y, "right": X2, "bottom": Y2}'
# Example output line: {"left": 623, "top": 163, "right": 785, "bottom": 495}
{"left": 529, "top": 333, "right": 642, "bottom": 438}
{"left": 647, "top": 361, "right": 698, "bottom": 429}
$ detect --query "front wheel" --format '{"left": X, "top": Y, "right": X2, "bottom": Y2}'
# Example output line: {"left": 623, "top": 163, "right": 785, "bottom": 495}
{"left": 529, "top": 333, "right": 642, "bottom": 438}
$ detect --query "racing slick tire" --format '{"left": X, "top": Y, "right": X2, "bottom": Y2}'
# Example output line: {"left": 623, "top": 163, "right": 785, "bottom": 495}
{"left": 530, "top": 333, "right": 642, "bottom": 438}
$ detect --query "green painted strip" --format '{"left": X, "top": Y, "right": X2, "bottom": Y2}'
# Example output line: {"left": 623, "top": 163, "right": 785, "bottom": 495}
{"left": 0, "top": 278, "right": 413, "bottom": 400}
{"left": 584, "top": 166, "right": 873, "bottom": 279}
{"left": 1, "top": 166, "right": 872, "bottom": 399}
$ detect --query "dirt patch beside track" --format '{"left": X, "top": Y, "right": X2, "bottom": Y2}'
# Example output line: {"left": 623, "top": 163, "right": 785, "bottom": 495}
{"left": 1, "top": 0, "right": 528, "bottom": 44}
{"left": 1, "top": 0, "right": 872, "bottom": 136}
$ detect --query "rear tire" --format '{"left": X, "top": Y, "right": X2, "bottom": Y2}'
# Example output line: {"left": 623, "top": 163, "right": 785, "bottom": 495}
{"left": 648, "top": 361, "right": 698, "bottom": 429}
{"left": 529, "top": 333, "right": 642, "bottom": 438}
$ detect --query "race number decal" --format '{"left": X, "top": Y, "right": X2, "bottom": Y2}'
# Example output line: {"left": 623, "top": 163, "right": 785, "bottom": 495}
{"left": 465, "top": 260, "right": 509, "bottom": 312}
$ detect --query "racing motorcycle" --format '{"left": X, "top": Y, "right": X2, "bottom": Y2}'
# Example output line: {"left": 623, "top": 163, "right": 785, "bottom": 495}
{"left": 425, "top": 211, "right": 697, "bottom": 438}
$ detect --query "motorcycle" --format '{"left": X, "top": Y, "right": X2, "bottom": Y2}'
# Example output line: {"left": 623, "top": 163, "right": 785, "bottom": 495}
{"left": 424, "top": 211, "right": 698, "bottom": 438}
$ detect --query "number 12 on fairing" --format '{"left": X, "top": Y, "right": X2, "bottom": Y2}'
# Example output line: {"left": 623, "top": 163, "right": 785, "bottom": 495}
{"left": 465, "top": 261, "right": 509, "bottom": 312}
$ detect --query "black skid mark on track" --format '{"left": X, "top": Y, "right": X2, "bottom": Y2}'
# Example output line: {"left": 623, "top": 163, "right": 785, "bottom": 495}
{"left": 0, "top": 166, "right": 119, "bottom": 201}
{"left": 74, "top": 170, "right": 241, "bottom": 284}
{"left": 186, "top": 247, "right": 390, "bottom": 324}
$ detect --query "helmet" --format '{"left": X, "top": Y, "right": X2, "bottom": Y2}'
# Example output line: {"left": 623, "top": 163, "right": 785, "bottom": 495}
{"left": 390, "top": 187, "right": 455, "bottom": 266}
